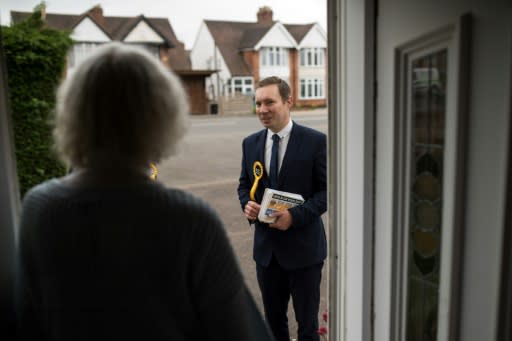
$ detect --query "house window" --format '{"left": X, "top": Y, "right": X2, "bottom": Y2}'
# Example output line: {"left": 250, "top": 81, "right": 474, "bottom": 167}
{"left": 260, "top": 47, "right": 288, "bottom": 67}
{"left": 228, "top": 77, "right": 253, "bottom": 95}
{"left": 68, "top": 43, "right": 100, "bottom": 68}
{"left": 299, "top": 47, "right": 324, "bottom": 67}
{"left": 299, "top": 78, "right": 324, "bottom": 99}
{"left": 69, "top": 43, "right": 162, "bottom": 69}
{"left": 131, "top": 44, "right": 160, "bottom": 59}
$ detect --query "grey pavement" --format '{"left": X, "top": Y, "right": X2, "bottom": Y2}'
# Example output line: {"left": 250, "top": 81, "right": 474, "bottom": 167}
{"left": 157, "top": 108, "right": 328, "bottom": 339}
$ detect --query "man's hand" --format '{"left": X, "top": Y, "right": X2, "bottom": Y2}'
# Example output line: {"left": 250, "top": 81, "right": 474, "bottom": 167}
{"left": 244, "top": 201, "right": 261, "bottom": 221}
{"left": 269, "top": 210, "right": 293, "bottom": 230}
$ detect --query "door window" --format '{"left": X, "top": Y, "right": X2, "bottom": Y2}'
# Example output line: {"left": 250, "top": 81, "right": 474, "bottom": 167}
{"left": 406, "top": 49, "right": 447, "bottom": 341}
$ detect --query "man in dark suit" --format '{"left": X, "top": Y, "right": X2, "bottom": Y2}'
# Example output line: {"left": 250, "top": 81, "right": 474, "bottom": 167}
{"left": 238, "top": 76, "right": 327, "bottom": 341}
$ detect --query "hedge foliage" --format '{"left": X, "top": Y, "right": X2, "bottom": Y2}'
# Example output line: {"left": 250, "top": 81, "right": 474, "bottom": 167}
{"left": 3, "top": 7, "right": 73, "bottom": 196}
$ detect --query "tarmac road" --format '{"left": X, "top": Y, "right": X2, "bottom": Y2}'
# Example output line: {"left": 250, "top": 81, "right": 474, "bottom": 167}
{"left": 158, "top": 108, "right": 328, "bottom": 340}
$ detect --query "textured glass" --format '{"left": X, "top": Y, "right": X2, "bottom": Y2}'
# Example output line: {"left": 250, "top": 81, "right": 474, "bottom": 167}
{"left": 406, "top": 49, "right": 447, "bottom": 341}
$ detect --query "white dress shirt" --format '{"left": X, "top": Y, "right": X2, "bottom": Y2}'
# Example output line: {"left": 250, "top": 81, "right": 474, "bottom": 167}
{"left": 265, "top": 120, "right": 293, "bottom": 177}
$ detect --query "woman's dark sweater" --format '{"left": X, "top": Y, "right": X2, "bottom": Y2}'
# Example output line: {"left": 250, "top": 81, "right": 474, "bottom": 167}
{"left": 17, "top": 179, "right": 272, "bottom": 341}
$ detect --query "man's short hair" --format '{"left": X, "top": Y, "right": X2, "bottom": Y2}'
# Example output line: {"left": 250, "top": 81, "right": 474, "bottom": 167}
{"left": 256, "top": 76, "right": 291, "bottom": 102}
{"left": 54, "top": 42, "right": 189, "bottom": 168}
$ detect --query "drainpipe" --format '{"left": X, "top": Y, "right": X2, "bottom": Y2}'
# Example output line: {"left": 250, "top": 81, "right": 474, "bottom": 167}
{"left": 213, "top": 44, "right": 221, "bottom": 100}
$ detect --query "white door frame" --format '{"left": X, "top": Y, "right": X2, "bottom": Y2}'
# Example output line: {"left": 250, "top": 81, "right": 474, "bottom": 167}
{"left": 497, "top": 33, "right": 512, "bottom": 341}
{"left": 0, "top": 35, "right": 21, "bottom": 337}
{"left": 327, "top": 0, "right": 375, "bottom": 340}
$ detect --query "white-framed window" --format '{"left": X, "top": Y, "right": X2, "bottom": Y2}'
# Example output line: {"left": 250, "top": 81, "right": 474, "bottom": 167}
{"left": 300, "top": 47, "right": 325, "bottom": 67}
{"left": 227, "top": 77, "right": 253, "bottom": 95}
{"left": 131, "top": 44, "right": 160, "bottom": 59}
{"left": 299, "top": 78, "right": 325, "bottom": 99}
{"left": 260, "top": 47, "right": 288, "bottom": 67}
{"left": 68, "top": 43, "right": 101, "bottom": 68}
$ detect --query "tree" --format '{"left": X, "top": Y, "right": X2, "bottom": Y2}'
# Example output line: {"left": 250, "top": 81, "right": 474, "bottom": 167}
{"left": 2, "top": 3, "right": 73, "bottom": 196}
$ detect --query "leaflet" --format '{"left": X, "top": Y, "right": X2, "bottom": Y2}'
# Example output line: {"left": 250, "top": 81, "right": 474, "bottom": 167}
{"left": 258, "top": 188, "right": 305, "bottom": 224}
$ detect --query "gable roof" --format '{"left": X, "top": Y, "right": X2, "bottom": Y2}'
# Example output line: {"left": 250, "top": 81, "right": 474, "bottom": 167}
{"left": 203, "top": 18, "right": 321, "bottom": 76}
{"left": 10, "top": 6, "right": 193, "bottom": 70}
{"left": 284, "top": 23, "right": 315, "bottom": 44}
{"left": 204, "top": 20, "right": 266, "bottom": 76}
{"left": 11, "top": 9, "right": 175, "bottom": 47}
{"left": 11, "top": 11, "right": 70, "bottom": 29}
{"left": 238, "top": 26, "right": 273, "bottom": 49}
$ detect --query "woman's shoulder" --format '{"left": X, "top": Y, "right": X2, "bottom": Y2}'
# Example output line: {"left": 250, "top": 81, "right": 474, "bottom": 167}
{"left": 22, "top": 178, "right": 65, "bottom": 204}
{"left": 162, "top": 187, "right": 222, "bottom": 223}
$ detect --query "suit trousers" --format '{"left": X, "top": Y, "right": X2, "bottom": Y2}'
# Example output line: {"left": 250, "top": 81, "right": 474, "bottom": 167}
{"left": 256, "top": 256, "right": 323, "bottom": 341}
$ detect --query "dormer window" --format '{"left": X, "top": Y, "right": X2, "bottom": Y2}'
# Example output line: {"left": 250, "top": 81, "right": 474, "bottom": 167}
{"left": 260, "top": 47, "right": 288, "bottom": 67}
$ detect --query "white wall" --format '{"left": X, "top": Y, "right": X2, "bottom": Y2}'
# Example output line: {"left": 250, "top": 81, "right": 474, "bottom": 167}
{"left": 190, "top": 22, "right": 215, "bottom": 69}
{"left": 190, "top": 22, "right": 231, "bottom": 98}
{"left": 298, "top": 24, "right": 327, "bottom": 49}
{"left": 123, "top": 21, "right": 164, "bottom": 43}
{"left": 255, "top": 23, "right": 297, "bottom": 49}
{"left": 70, "top": 17, "right": 110, "bottom": 42}
{"left": 298, "top": 64, "right": 326, "bottom": 80}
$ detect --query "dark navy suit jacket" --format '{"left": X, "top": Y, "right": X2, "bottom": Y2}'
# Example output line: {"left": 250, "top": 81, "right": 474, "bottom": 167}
{"left": 237, "top": 122, "right": 327, "bottom": 270}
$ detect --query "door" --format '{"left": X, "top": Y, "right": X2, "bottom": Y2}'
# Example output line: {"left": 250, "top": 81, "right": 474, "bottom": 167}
{"left": 373, "top": 1, "right": 511, "bottom": 340}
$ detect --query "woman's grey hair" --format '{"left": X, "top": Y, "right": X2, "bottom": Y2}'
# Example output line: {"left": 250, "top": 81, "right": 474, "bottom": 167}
{"left": 54, "top": 42, "right": 189, "bottom": 168}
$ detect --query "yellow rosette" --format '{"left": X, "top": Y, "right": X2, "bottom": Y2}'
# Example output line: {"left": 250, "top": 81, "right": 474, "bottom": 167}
{"left": 250, "top": 161, "right": 264, "bottom": 201}
{"left": 149, "top": 163, "right": 158, "bottom": 181}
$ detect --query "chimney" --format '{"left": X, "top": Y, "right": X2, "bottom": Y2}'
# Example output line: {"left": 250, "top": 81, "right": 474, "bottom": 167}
{"left": 34, "top": 2, "right": 46, "bottom": 20}
{"left": 89, "top": 5, "right": 104, "bottom": 25}
{"left": 40, "top": 3, "right": 46, "bottom": 20}
{"left": 257, "top": 6, "right": 273, "bottom": 25}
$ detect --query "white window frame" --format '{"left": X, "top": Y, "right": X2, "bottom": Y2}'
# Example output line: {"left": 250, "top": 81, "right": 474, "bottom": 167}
{"left": 227, "top": 77, "right": 253, "bottom": 96}
{"left": 300, "top": 47, "right": 325, "bottom": 67}
{"left": 327, "top": 0, "right": 375, "bottom": 340}
{"left": 299, "top": 78, "right": 325, "bottom": 99}
{"left": 260, "top": 47, "right": 288, "bottom": 67}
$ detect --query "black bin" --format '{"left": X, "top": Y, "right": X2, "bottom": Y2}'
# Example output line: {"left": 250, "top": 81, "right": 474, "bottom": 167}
{"left": 210, "top": 103, "right": 218, "bottom": 115}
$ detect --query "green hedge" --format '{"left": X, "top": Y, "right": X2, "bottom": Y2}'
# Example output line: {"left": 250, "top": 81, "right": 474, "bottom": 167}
{"left": 3, "top": 7, "right": 73, "bottom": 196}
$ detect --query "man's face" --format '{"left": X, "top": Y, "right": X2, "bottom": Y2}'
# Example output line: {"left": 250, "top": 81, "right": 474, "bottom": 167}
{"left": 254, "top": 84, "right": 292, "bottom": 133}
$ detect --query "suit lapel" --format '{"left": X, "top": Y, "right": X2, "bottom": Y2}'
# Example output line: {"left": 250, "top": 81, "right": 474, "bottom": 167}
{"left": 255, "top": 129, "right": 269, "bottom": 188}
{"left": 257, "top": 129, "right": 267, "bottom": 166}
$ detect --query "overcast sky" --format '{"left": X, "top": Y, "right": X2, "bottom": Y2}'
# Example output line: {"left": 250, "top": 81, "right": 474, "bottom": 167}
{"left": 0, "top": 0, "right": 327, "bottom": 49}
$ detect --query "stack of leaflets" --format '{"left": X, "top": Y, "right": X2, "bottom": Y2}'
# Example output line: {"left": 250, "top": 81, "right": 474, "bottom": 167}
{"left": 258, "top": 188, "right": 305, "bottom": 224}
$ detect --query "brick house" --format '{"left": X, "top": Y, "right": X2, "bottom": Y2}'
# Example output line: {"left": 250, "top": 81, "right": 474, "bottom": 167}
{"left": 190, "top": 6, "right": 327, "bottom": 108}
{"left": 11, "top": 5, "right": 215, "bottom": 114}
